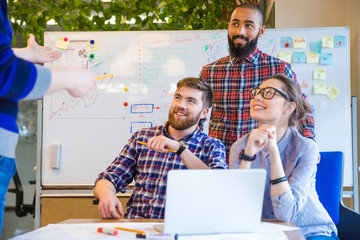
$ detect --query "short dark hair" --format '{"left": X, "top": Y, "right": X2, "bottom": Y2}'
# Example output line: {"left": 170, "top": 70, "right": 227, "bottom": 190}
{"left": 231, "top": 3, "right": 264, "bottom": 26}
{"left": 267, "top": 74, "right": 310, "bottom": 127}
{"left": 176, "top": 77, "right": 213, "bottom": 109}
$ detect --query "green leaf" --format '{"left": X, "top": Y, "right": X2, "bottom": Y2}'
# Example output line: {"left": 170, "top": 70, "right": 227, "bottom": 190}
{"left": 7, "top": 0, "right": 237, "bottom": 46}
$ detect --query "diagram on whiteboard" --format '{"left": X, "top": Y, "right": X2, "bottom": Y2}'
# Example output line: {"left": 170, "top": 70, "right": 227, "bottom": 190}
{"left": 44, "top": 32, "right": 229, "bottom": 134}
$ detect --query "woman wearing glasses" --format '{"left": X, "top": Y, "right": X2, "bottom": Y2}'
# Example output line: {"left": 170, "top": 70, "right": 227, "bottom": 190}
{"left": 229, "top": 74, "right": 338, "bottom": 240}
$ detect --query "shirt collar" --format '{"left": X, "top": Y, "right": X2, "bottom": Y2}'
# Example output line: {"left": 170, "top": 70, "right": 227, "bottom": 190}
{"left": 163, "top": 121, "right": 202, "bottom": 141}
{"left": 230, "top": 46, "right": 261, "bottom": 64}
{"left": 276, "top": 127, "right": 292, "bottom": 154}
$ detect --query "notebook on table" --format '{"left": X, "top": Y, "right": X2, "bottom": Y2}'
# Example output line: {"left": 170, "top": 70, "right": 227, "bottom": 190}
{"left": 163, "top": 169, "right": 266, "bottom": 235}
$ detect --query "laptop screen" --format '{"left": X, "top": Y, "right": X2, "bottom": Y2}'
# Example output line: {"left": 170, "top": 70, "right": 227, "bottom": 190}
{"left": 164, "top": 169, "right": 266, "bottom": 235}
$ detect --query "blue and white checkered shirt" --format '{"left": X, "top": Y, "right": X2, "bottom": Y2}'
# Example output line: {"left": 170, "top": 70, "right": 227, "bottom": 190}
{"left": 96, "top": 122, "right": 228, "bottom": 218}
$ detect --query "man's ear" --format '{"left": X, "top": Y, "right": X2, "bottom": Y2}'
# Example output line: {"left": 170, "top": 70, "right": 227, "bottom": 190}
{"left": 200, "top": 107, "right": 210, "bottom": 120}
{"left": 259, "top": 25, "right": 266, "bottom": 38}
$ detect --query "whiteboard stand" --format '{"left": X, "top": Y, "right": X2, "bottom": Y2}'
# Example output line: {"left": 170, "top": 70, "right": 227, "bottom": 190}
{"left": 35, "top": 100, "right": 43, "bottom": 228}
{"left": 352, "top": 96, "right": 359, "bottom": 212}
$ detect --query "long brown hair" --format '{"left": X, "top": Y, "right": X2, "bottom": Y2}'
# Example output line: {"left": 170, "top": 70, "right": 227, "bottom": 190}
{"left": 268, "top": 74, "right": 310, "bottom": 127}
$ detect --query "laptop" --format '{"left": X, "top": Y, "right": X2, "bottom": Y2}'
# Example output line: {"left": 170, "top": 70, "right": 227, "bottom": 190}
{"left": 163, "top": 169, "right": 266, "bottom": 235}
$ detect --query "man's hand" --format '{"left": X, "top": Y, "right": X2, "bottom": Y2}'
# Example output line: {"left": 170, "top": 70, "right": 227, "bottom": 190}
{"left": 147, "top": 135, "right": 180, "bottom": 153}
{"left": 94, "top": 179, "right": 124, "bottom": 219}
{"left": 13, "top": 34, "right": 62, "bottom": 63}
{"left": 98, "top": 190, "right": 124, "bottom": 219}
{"left": 27, "top": 34, "right": 62, "bottom": 63}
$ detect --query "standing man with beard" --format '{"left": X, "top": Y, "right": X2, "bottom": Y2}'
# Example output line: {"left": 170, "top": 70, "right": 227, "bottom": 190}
{"left": 94, "top": 77, "right": 227, "bottom": 219}
{"left": 200, "top": 3, "right": 315, "bottom": 161}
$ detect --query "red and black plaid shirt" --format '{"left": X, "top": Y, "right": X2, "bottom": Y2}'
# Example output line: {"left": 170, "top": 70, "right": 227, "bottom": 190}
{"left": 200, "top": 47, "right": 315, "bottom": 161}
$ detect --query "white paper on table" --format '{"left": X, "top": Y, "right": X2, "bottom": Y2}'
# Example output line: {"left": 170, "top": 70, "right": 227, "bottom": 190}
{"left": 10, "top": 221, "right": 298, "bottom": 240}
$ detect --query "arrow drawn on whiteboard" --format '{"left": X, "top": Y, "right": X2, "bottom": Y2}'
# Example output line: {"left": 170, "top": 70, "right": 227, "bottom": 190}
{"left": 138, "top": 114, "right": 145, "bottom": 120}
{"left": 154, "top": 106, "right": 160, "bottom": 110}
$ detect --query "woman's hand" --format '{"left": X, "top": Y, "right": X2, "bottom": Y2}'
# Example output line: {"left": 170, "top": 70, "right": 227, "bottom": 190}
{"left": 245, "top": 124, "right": 278, "bottom": 156}
{"left": 259, "top": 124, "right": 278, "bottom": 153}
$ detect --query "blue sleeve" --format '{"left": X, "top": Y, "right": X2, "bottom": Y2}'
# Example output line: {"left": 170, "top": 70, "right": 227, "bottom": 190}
{"left": 271, "top": 140, "right": 319, "bottom": 222}
{"left": 205, "top": 139, "right": 228, "bottom": 169}
{"left": 0, "top": 2, "right": 39, "bottom": 101}
{"left": 229, "top": 135, "right": 248, "bottom": 169}
{"left": 24, "top": 65, "right": 51, "bottom": 100}
{"left": 0, "top": 51, "right": 37, "bottom": 100}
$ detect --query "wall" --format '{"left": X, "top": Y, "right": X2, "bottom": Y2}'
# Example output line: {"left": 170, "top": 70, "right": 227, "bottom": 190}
{"left": 275, "top": 0, "right": 360, "bottom": 210}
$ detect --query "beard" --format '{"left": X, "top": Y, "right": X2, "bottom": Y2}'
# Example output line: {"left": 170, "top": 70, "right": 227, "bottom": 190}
{"left": 168, "top": 107, "right": 202, "bottom": 130}
{"left": 228, "top": 32, "right": 259, "bottom": 59}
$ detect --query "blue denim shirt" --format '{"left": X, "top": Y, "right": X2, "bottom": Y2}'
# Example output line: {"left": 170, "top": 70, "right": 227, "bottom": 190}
{"left": 229, "top": 127, "right": 337, "bottom": 238}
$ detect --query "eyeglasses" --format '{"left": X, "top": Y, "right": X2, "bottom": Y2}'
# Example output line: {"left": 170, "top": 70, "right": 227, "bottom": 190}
{"left": 250, "top": 87, "right": 291, "bottom": 101}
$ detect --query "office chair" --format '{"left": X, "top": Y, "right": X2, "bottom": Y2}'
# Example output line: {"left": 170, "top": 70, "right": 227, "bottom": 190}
{"left": 7, "top": 170, "right": 35, "bottom": 217}
{"left": 316, "top": 151, "right": 360, "bottom": 240}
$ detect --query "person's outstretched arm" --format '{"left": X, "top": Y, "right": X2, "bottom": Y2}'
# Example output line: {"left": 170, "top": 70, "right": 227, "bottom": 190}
{"left": 47, "top": 68, "right": 95, "bottom": 98}
{"left": 13, "top": 34, "right": 61, "bottom": 63}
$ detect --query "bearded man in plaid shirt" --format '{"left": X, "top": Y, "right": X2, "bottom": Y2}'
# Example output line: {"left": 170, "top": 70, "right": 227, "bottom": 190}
{"left": 200, "top": 3, "right": 315, "bottom": 161}
{"left": 94, "top": 77, "right": 227, "bottom": 219}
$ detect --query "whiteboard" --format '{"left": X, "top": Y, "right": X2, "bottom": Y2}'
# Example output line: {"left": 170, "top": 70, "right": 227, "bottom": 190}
{"left": 42, "top": 27, "right": 352, "bottom": 186}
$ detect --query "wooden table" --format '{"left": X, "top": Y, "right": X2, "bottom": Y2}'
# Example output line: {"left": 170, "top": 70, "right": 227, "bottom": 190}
{"left": 60, "top": 218, "right": 305, "bottom": 240}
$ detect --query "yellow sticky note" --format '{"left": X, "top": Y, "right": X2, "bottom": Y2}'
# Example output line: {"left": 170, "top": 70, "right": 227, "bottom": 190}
{"left": 313, "top": 83, "right": 327, "bottom": 95}
{"left": 278, "top": 51, "right": 292, "bottom": 63}
{"left": 293, "top": 37, "right": 306, "bottom": 48}
{"left": 306, "top": 52, "right": 319, "bottom": 64}
{"left": 326, "top": 84, "right": 339, "bottom": 100}
{"left": 313, "top": 68, "right": 326, "bottom": 80}
{"left": 55, "top": 37, "right": 70, "bottom": 50}
{"left": 87, "top": 39, "right": 99, "bottom": 52}
{"left": 322, "top": 37, "right": 334, "bottom": 48}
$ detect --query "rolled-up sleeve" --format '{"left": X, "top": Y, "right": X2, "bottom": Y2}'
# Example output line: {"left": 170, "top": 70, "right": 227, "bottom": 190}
{"left": 204, "top": 139, "right": 228, "bottom": 169}
{"left": 95, "top": 136, "right": 137, "bottom": 193}
{"left": 24, "top": 65, "right": 51, "bottom": 100}
{"left": 271, "top": 141, "right": 319, "bottom": 222}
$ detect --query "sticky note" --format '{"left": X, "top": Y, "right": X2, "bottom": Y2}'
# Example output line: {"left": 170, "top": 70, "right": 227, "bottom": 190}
{"left": 326, "top": 84, "right": 339, "bottom": 100}
{"left": 322, "top": 37, "right": 334, "bottom": 48}
{"left": 55, "top": 37, "right": 70, "bottom": 50}
{"left": 293, "top": 52, "right": 306, "bottom": 63}
{"left": 306, "top": 52, "right": 319, "bottom": 64}
{"left": 87, "top": 39, "right": 99, "bottom": 52}
{"left": 88, "top": 52, "right": 102, "bottom": 67}
{"left": 293, "top": 37, "right": 306, "bottom": 49}
{"left": 278, "top": 51, "right": 292, "bottom": 63}
{"left": 313, "top": 68, "right": 326, "bottom": 80}
{"left": 310, "top": 42, "right": 322, "bottom": 54}
{"left": 313, "top": 83, "right": 327, "bottom": 95}
{"left": 334, "top": 35, "right": 346, "bottom": 48}
{"left": 280, "top": 37, "right": 293, "bottom": 48}
{"left": 320, "top": 53, "right": 333, "bottom": 65}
